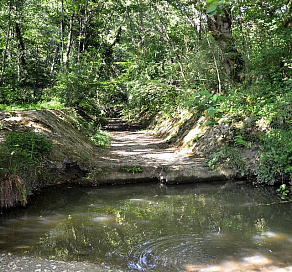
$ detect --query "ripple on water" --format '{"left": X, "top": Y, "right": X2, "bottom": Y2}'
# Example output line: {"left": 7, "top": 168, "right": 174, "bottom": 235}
{"left": 127, "top": 234, "right": 212, "bottom": 271}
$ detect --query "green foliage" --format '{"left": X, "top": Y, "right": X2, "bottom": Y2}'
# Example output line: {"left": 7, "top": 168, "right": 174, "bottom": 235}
{"left": 276, "top": 184, "right": 290, "bottom": 199}
{"left": 63, "top": 110, "right": 109, "bottom": 147}
{"left": 121, "top": 166, "right": 143, "bottom": 174}
{"left": 186, "top": 90, "right": 225, "bottom": 126}
{"left": 206, "top": 0, "right": 225, "bottom": 16}
{"left": 5, "top": 132, "right": 52, "bottom": 158}
{"left": 0, "top": 98, "right": 64, "bottom": 111}
{"left": 257, "top": 129, "right": 292, "bottom": 185}
{"left": 208, "top": 147, "right": 250, "bottom": 178}
{"left": 0, "top": 131, "right": 52, "bottom": 208}
{"left": 122, "top": 81, "right": 184, "bottom": 123}
{"left": 234, "top": 135, "right": 252, "bottom": 148}
{"left": 90, "top": 130, "right": 110, "bottom": 147}
{"left": 0, "top": 131, "right": 52, "bottom": 177}
{"left": 0, "top": 0, "right": 290, "bottom": 188}
{"left": 193, "top": 132, "right": 205, "bottom": 142}
{"left": 54, "top": 65, "right": 99, "bottom": 111}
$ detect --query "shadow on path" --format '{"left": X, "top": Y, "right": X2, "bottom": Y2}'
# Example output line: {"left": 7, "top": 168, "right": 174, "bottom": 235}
{"left": 94, "top": 118, "right": 232, "bottom": 184}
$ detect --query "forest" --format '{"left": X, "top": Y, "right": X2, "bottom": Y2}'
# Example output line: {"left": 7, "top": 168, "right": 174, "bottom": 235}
{"left": 0, "top": 0, "right": 291, "bottom": 192}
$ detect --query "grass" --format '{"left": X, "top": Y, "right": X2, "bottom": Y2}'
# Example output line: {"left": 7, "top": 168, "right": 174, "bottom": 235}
{"left": 0, "top": 98, "right": 65, "bottom": 111}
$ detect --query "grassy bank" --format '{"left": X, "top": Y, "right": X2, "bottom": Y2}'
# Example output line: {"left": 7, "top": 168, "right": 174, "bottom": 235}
{"left": 0, "top": 107, "right": 110, "bottom": 210}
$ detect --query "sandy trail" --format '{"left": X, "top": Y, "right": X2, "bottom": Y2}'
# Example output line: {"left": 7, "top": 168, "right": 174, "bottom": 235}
{"left": 95, "top": 118, "right": 230, "bottom": 184}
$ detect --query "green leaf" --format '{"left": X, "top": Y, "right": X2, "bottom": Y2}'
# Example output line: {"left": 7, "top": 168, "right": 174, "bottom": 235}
{"left": 207, "top": 106, "right": 216, "bottom": 117}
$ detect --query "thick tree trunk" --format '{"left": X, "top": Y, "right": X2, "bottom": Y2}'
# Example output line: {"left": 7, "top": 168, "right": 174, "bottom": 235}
{"left": 15, "top": 22, "right": 26, "bottom": 67}
{"left": 207, "top": 8, "right": 244, "bottom": 82}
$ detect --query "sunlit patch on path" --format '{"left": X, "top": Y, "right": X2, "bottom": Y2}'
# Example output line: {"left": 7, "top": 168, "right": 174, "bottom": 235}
{"left": 95, "top": 118, "right": 233, "bottom": 184}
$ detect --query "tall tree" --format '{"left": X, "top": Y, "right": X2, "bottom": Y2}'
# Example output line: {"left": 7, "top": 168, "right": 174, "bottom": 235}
{"left": 0, "top": 0, "right": 12, "bottom": 86}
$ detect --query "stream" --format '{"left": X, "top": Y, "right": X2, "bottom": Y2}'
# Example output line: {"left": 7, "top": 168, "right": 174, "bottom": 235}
{"left": 1, "top": 181, "right": 292, "bottom": 271}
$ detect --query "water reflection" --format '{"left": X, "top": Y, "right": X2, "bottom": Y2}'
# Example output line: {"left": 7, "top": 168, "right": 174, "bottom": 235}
{"left": 128, "top": 234, "right": 210, "bottom": 271}
{"left": 1, "top": 181, "right": 292, "bottom": 271}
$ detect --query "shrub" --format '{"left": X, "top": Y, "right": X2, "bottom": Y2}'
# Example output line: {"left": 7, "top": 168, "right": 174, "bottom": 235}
{"left": 0, "top": 131, "right": 52, "bottom": 208}
{"left": 258, "top": 129, "right": 292, "bottom": 185}
{"left": 90, "top": 130, "right": 111, "bottom": 147}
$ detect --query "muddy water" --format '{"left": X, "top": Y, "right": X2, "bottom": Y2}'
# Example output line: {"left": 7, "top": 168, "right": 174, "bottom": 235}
{"left": 1, "top": 181, "right": 292, "bottom": 271}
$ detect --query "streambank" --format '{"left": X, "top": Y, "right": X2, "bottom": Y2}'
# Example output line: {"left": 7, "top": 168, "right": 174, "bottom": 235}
{"left": 0, "top": 253, "right": 115, "bottom": 272}
{"left": 151, "top": 109, "right": 261, "bottom": 182}
{"left": 0, "top": 109, "right": 232, "bottom": 209}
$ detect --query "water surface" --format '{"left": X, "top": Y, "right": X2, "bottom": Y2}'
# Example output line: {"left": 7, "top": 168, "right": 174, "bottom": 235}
{"left": 1, "top": 181, "right": 292, "bottom": 271}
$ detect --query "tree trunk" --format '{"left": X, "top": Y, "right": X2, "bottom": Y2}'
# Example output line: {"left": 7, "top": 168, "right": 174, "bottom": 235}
{"left": 78, "top": 0, "right": 89, "bottom": 59}
{"left": 15, "top": 22, "right": 26, "bottom": 67}
{"left": 205, "top": 31, "right": 222, "bottom": 94}
{"left": 61, "top": 0, "right": 64, "bottom": 64}
{"left": 15, "top": 20, "right": 27, "bottom": 84}
{"left": 207, "top": 7, "right": 244, "bottom": 82}
{"left": 64, "top": 14, "right": 74, "bottom": 64}
{"left": 50, "top": 45, "right": 59, "bottom": 74}
{"left": 0, "top": 0, "right": 12, "bottom": 86}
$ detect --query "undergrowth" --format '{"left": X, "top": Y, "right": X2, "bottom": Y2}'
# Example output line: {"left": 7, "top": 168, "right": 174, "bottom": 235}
{"left": 0, "top": 97, "right": 64, "bottom": 111}
{"left": 197, "top": 86, "right": 292, "bottom": 186}
{"left": 90, "top": 129, "right": 111, "bottom": 147}
{"left": 0, "top": 131, "right": 52, "bottom": 208}
{"left": 64, "top": 110, "right": 110, "bottom": 147}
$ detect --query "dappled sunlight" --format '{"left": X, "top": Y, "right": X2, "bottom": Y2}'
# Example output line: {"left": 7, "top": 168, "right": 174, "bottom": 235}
{"left": 186, "top": 254, "right": 292, "bottom": 272}
{"left": 252, "top": 231, "right": 292, "bottom": 243}
{"left": 182, "top": 117, "right": 206, "bottom": 146}
{"left": 1, "top": 114, "right": 52, "bottom": 134}
{"left": 105, "top": 130, "right": 209, "bottom": 167}
{"left": 110, "top": 132, "right": 166, "bottom": 148}
{"left": 93, "top": 119, "right": 222, "bottom": 184}
{"left": 186, "top": 232, "right": 292, "bottom": 271}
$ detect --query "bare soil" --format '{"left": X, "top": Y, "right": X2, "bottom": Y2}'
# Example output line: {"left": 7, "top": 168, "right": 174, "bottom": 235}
{"left": 91, "top": 118, "right": 232, "bottom": 184}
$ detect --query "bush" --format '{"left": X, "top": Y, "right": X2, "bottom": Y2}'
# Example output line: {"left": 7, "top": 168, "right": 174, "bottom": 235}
{"left": 0, "top": 131, "right": 52, "bottom": 208}
{"left": 258, "top": 129, "right": 292, "bottom": 185}
{"left": 122, "top": 80, "right": 184, "bottom": 123}
{"left": 90, "top": 130, "right": 111, "bottom": 147}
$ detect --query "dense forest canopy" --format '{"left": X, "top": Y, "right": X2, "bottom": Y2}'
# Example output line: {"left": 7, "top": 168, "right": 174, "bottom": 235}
{"left": 0, "top": 0, "right": 291, "bottom": 185}
{"left": 0, "top": 0, "right": 290, "bottom": 107}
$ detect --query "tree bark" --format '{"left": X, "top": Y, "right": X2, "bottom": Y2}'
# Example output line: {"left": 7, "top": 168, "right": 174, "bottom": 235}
{"left": 15, "top": 17, "right": 28, "bottom": 84}
{"left": 15, "top": 22, "right": 26, "bottom": 68}
{"left": 64, "top": 14, "right": 74, "bottom": 64}
{"left": 50, "top": 45, "right": 59, "bottom": 74}
{"left": 60, "top": 0, "right": 64, "bottom": 64}
{"left": 205, "top": 32, "right": 222, "bottom": 94}
{"left": 207, "top": 7, "right": 244, "bottom": 82}
{"left": 0, "top": 0, "right": 12, "bottom": 86}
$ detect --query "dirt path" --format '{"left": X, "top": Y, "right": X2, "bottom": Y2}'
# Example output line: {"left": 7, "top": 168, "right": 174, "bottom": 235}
{"left": 0, "top": 110, "right": 231, "bottom": 186}
{"left": 93, "top": 118, "right": 232, "bottom": 184}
